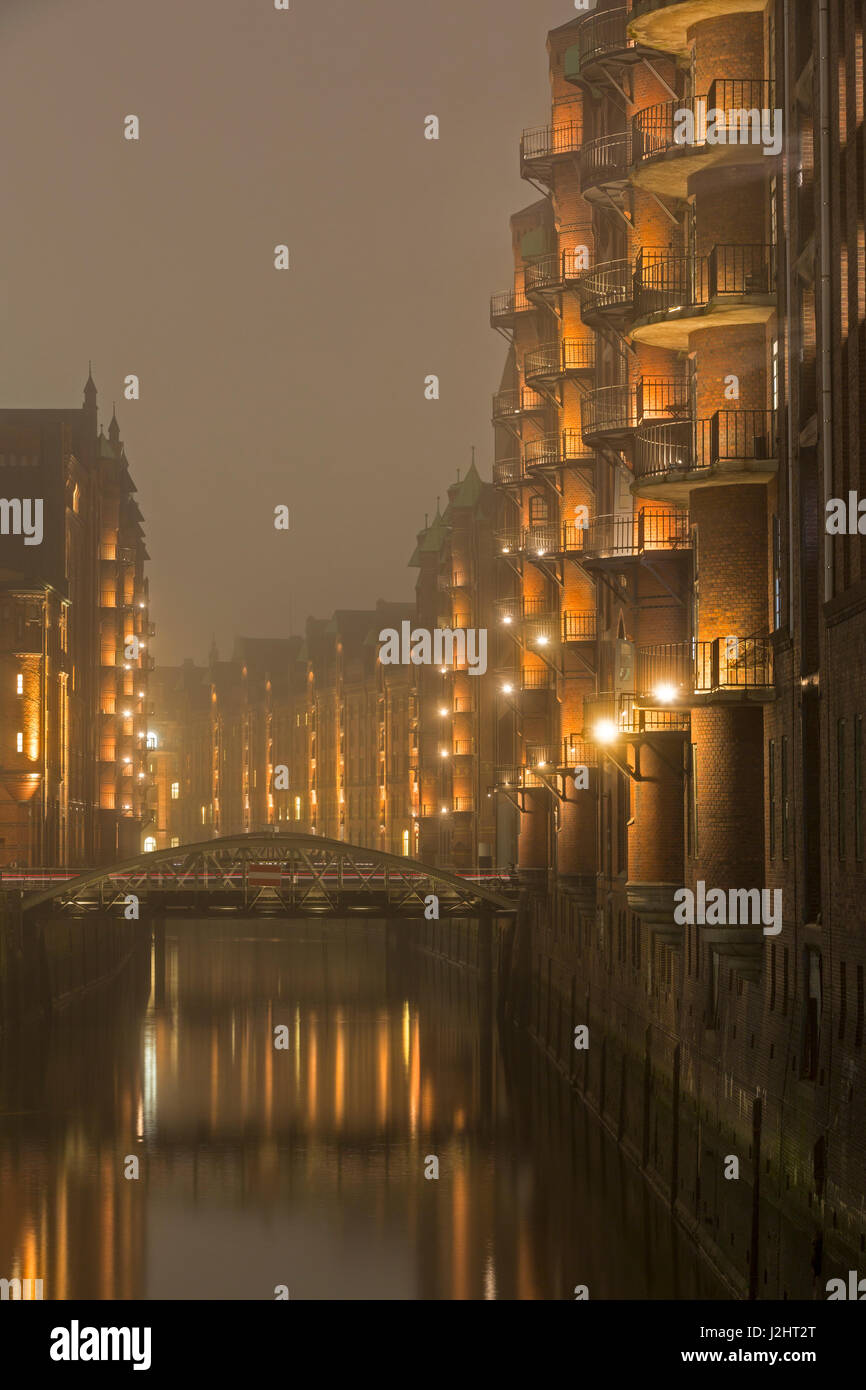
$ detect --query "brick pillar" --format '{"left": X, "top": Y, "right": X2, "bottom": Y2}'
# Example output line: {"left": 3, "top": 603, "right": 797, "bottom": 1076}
{"left": 518, "top": 789, "right": 549, "bottom": 874}
{"left": 690, "top": 705, "right": 764, "bottom": 891}
{"left": 627, "top": 736, "right": 686, "bottom": 929}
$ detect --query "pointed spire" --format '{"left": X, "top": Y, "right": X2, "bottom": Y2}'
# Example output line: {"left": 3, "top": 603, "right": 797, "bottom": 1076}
{"left": 108, "top": 403, "right": 120, "bottom": 444}
{"left": 84, "top": 362, "right": 97, "bottom": 405}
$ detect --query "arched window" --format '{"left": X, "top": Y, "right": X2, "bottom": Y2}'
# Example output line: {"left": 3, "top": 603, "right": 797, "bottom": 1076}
{"left": 143, "top": 836, "right": 157, "bottom": 853}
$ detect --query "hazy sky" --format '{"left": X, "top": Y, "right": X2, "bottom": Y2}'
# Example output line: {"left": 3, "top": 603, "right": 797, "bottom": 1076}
{"left": 1, "top": 0, "right": 575, "bottom": 663}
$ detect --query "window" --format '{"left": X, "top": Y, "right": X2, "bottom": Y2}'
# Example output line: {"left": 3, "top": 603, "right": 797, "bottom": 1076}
{"left": 16, "top": 732, "right": 23, "bottom": 753}
{"left": 16, "top": 673, "right": 22, "bottom": 695}
{"left": 768, "top": 739, "right": 776, "bottom": 858}
{"left": 688, "top": 743, "right": 699, "bottom": 856}
{"left": 781, "top": 736, "right": 789, "bottom": 859}
{"left": 170, "top": 782, "right": 180, "bottom": 800}
{"left": 772, "top": 337, "right": 779, "bottom": 410}
{"left": 402, "top": 828, "right": 410, "bottom": 856}
{"left": 294, "top": 795, "right": 301, "bottom": 821}
{"left": 146, "top": 732, "right": 158, "bottom": 750}
{"left": 143, "top": 836, "right": 157, "bottom": 853}
{"left": 528, "top": 495, "right": 549, "bottom": 525}
{"left": 856, "top": 716, "right": 863, "bottom": 861}
{"left": 803, "top": 948, "right": 823, "bottom": 1080}
{"left": 837, "top": 719, "right": 847, "bottom": 861}
{"left": 772, "top": 515, "right": 782, "bottom": 630}
{"left": 170, "top": 836, "right": 180, "bottom": 848}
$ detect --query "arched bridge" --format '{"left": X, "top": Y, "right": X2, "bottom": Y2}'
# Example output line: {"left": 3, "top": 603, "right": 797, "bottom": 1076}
{"left": 20, "top": 834, "right": 518, "bottom": 920}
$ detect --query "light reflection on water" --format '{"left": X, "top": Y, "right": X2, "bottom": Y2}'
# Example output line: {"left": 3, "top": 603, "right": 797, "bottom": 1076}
{"left": 0, "top": 921, "right": 725, "bottom": 1300}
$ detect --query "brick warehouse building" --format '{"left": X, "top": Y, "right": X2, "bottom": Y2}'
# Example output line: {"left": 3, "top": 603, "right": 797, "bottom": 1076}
{"left": 152, "top": 0, "right": 865, "bottom": 1295}
{"left": 0, "top": 374, "right": 154, "bottom": 865}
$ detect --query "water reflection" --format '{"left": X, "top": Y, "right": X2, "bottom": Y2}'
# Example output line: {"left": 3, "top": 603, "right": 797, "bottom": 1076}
{"left": 0, "top": 922, "right": 725, "bottom": 1299}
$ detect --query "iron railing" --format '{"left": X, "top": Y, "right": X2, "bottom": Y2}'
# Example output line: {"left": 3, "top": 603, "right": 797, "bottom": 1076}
{"left": 492, "top": 387, "right": 546, "bottom": 419}
{"left": 563, "top": 611, "right": 597, "bottom": 641}
{"left": 580, "top": 132, "right": 631, "bottom": 191}
{"left": 521, "top": 122, "right": 583, "bottom": 162}
{"left": 573, "top": 7, "right": 633, "bottom": 73}
{"left": 525, "top": 429, "right": 593, "bottom": 470}
{"left": 635, "top": 409, "right": 777, "bottom": 479}
{"left": 581, "top": 376, "right": 688, "bottom": 439}
{"left": 521, "top": 668, "right": 557, "bottom": 690}
{"left": 632, "top": 82, "right": 777, "bottom": 164}
{"left": 495, "top": 596, "right": 554, "bottom": 621}
{"left": 525, "top": 338, "right": 596, "bottom": 380}
{"left": 634, "top": 244, "right": 775, "bottom": 319}
{"left": 636, "top": 636, "right": 774, "bottom": 695}
{"left": 561, "top": 735, "right": 598, "bottom": 767}
{"left": 452, "top": 797, "right": 474, "bottom": 812}
{"left": 493, "top": 456, "right": 523, "bottom": 485}
{"left": 490, "top": 287, "right": 532, "bottom": 321}
{"left": 583, "top": 509, "right": 691, "bottom": 558}
{"left": 583, "top": 693, "right": 691, "bottom": 736}
{"left": 575, "top": 258, "right": 633, "bottom": 318}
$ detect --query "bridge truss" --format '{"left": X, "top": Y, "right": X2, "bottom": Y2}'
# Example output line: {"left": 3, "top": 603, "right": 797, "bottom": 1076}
{"left": 20, "top": 834, "right": 518, "bottom": 920}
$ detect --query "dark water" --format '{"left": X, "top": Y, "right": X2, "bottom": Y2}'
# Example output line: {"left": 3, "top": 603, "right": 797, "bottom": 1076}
{"left": 0, "top": 922, "right": 726, "bottom": 1300}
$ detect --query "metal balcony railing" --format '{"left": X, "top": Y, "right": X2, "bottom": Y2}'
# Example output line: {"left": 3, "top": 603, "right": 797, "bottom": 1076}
{"left": 496, "top": 596, "right": 555, "bottom": 621}
{"left": 453, "top": 696, "right": 474, "bottom": 713}
{"left": 636, "top": 636, "right": 774, "bottom": 696}
{"left": 526, "top": 745, "right": 553, "bottom": 769}
{"left": 452, "top": 741, "right": 474, "bottom": 757}
{"left": 575, "top": 258, "right": 633, "bottom": 319}
{"left": 563, "top": 611, "right": 597, "bottom": 641}
{"left": 634, "top": 409, "right": 778, "bottom": 480}
{"left": 521, "top": 122, "right": 583, "bottom": 163}
{"left": 524, "top": 338, "right": 596, "bottom": 380}
{"left": 573, "top": 7, "right": 633, "bottom": 74}
{"left": 524, "top": 522, "right": 586, "bottom": 556}
{"left": 521, "top": 668, "right": 556, "bottom": 691}
{"left": 633, "top": 81, "right": 777, "bottom": 165}
{"left": 525, "top": 254, "right": 564, "bottom": 295}
{"left": 496, "top": 530, "right": 523, "bottom": 554}
{"left": 582, "top": 377, "right": 688, "bottom": 439}
{"left": 580, "top": 132, "right": 631, "bottom": 191}
{"left": 584, "top": 693, "right": 691, "bottom": 736}
{"left": 452, "top": 797, "right": 474, "bottom": 812}
{"left": 492, "top": 456, "right": 523, "bottom": 486}
{"left": 525, "top": 429, "right": 593, "bottom": 470}
{"left": 561, "top": 734, "right": 598, "bottom": 767}
{"left": 490, "top": 287, "right": 532, "bottom": 322}
{"left": 583, "top": 509, "right": 691, "bottom": 559}
{"left": 634, "top": 244, "right": 775, "bottom": 320}
{"left": 492, "top": 387, "right": 546, "bottom": 419}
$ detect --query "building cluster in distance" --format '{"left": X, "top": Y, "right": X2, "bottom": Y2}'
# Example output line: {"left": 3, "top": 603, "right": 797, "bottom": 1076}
{"left": 0, "top": 374, "right": 153, "bottom": 866}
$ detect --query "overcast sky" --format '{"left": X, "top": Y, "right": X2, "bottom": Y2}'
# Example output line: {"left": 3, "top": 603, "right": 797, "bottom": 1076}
{"left": 0, "top": 0, "right": 576, "bottom": 663}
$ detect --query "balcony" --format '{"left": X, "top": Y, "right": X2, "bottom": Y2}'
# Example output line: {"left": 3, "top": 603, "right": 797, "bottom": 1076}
{"left": 492, "top": 455, "right": 523, "bottom": 487}
{"left": 520, "top": 667, "right": 557, "bottom": 692}
{"left": 562, "top": 611, "right": 597, "bottom": 642}
{"left": 561, "top": 734, "right": 598, "bottom": 768}
{"left": 635, "top": 635, "right": 775, "bottom": 704}
{"left": 452, "top": 741, "right": 475, "bottom": 758}
{"left": 581, "top": 509, "right": 691, "bottom": 566}
{"left": 581, "top": 376, "right": 688, "bottom": 446}
{"left": 525, "top": 429, "right": 595, "bottom": 473}
{"left": 631, "top": 244, "right": 776, "bottom": 348}
{"left": 583, "top": 693, "right": 691, "bottom": 738}
{"left": 452, "top": 797, "right": 474, "bottom": 813}
{"left": 495, "top": 765, "right": 549, "bottom": 791}
{"left": 579, "top": 132, "right": 631, "bottom": 201}
{"left": 495, "top": 595, "right": 556, "bottom": 623}
{"left": 632, "top": 82, "right": 778, "bottom": 197}
{"left": 524, "top": 338, "right": 595, "bottom": 387}
{"left": 628, "top": 0, "right": 769, "bottom": 62}
{"left": 492, "top": 387, "right": 546, "bottom": 422}
{"left": 575, "top": 258, "right": 633, "bottom": 328}
{"left": 524, "top": 522, "right": 585, "bottom": 559}
{"left": 633, "top": 409, "right": 778, "bottom": 502}
{"left": 565, "top": 7, "right": 644, "bottom": 84}
{"left": 490, "top": 286, "right": 533, "bottom": 331}
{"left": 520, "top": 119, "right": 582, "bottom": 186}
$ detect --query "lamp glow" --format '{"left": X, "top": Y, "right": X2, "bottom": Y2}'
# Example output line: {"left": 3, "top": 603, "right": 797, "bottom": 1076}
{"left": 594, "top": 719, "right": 618, "bottom": 744}
{"left": 654, "top": 682, "right": 677, "bottom": 704}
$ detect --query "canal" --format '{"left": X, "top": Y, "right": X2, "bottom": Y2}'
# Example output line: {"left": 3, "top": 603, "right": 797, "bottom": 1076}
{"left": 0, "top": 920, "right": 726, "bottom": 1299}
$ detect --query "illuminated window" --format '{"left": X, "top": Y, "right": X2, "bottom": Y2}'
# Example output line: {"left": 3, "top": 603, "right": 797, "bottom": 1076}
{"left": 16, "top": 673, "right": 23, "bottom": 694}
{"left": 146, "top": 732, "right": 158, "bottom": 750}
{"left": 402, "top": 829, "right": 410, "bottom": 856}
{"left": 16, "top": 732, "right": 23, "bottom": 753}
{"left": 170, "top": 837, "right": 180, "bottom": 848}
{"left": 201, "top": 805, "right": 207, "bottom": 825}
{"left": 170, "top": 781, "right": 180, "bottom": 800}
{"left": 294, "top": 795, "right": 301, "bottom": 820}
{"left": 143, "top": 836, "right": 157, "bottom": 853}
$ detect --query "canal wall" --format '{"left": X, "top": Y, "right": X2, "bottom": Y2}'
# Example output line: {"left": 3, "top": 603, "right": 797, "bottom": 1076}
{"left": 410, "top": 892, "right": 862, "bottom": 1302}
{"left": 0, "top": 894, "right": 148, "bottom": 1030}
